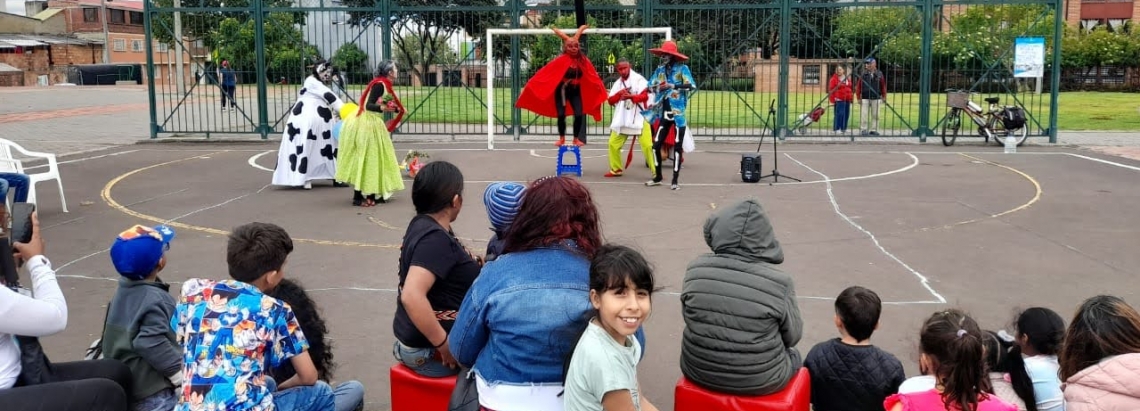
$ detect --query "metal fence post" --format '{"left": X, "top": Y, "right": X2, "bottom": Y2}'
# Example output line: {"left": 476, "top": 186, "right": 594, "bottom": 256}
{"left": 380, "top": 0, "right": 392, "bottom": 61}
{"left": 510, "top": 0, "right": 523, "bottom": 139}
{"left": 777, "top": 0, "right": 791, "bottom": 140}
{"left": 143, "top": 0, "right": 159, "bottom": 139}
{"left": 254, "top": 0, "right": 270, "bottom": 139}
{"left": 917, "top": 0, "right": 935, "bottom": 142}
{"left": 1049, "top": 0, "right": 1062, "bottom": 143}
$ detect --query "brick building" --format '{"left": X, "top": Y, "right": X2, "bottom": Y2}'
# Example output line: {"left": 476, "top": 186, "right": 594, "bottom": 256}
{"left": 1, "top": 0, "right": 203, "bottom": 86}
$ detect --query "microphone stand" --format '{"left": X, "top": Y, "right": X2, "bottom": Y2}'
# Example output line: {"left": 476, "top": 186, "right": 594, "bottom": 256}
{"left": 758, "top": 99, "right": 802, "bottom": 184}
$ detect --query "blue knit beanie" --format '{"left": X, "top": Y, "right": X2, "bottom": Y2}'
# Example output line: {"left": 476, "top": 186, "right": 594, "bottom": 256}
{"left": 484, "top": 182, "right": 526, "bottom": 232}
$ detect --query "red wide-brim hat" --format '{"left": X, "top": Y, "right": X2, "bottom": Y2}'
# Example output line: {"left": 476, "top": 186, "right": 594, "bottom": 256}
{"left": 649, "top": 40, "right": 688, "bottom": 61}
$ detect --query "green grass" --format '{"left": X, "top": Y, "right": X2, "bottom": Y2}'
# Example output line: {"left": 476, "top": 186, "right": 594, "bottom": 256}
{"left": 216, "top": 85, "right": 1140, "bottom": 131}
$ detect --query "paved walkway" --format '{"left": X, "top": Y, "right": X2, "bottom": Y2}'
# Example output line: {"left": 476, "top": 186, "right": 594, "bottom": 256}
{"left": 0, "top": 85, "right": 1136, "bottom": 158}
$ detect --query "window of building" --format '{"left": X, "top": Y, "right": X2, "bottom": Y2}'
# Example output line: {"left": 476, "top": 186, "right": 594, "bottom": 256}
{"left": 113, "top": 38, "right": 126, "bottom": 52}
{"left": 132, "top": 40, "right": 144, "bottom": 52}
{"left": 130, "top": 11, "right": 143, "bottom": 25}
{"left": 83, "top": 8, "right": 98, "bottom": 22}
{"left": 110, "top": 9, "right": 125, "bottom": 24}
{"left": 157, "top": 43, "right": 169, "bottom": 52}
{"left": 802, "top": 64, "right": 821, "bottom": 85}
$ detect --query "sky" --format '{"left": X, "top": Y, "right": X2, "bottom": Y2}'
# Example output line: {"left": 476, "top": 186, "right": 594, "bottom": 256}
{"left": 5, "top": 0, "right": 25, "bottom": 15}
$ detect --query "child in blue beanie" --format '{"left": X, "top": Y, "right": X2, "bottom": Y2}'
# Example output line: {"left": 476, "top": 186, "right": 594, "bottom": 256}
{"left": 483, "top": 182, "right": 526, "bottom": 262}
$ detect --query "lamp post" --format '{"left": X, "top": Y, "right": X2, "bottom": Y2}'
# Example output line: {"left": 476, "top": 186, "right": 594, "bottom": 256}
{"left": 101, "top": 0, "right": 110, "bottom": 63}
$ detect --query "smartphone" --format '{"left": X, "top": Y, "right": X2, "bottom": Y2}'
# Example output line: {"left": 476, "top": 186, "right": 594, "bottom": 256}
{"left": 9, "top": 203, "right": 34, "bottom": 245}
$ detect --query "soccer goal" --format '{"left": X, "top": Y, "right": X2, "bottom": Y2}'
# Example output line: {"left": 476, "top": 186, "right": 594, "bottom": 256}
{"left": 485, "top": 27, "right": 672, "bottom": 150}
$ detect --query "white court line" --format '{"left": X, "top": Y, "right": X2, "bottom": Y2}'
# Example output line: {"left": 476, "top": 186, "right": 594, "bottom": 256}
{"left": 785, "top": 153, "right": 947, "bottom": 305}
{"left": 248, "top": 150, "right": 275, "bottom": 172}
{"left": 1062, "top": 153, "right": 1140, "bottom": 172}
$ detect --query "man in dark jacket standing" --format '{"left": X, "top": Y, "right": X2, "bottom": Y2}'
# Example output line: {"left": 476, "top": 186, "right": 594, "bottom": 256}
{"left": 855, "top": 57, "right": 887, "bottom": 136}
{"left": 680, "top": 197, "right": 804, "bottom": 396}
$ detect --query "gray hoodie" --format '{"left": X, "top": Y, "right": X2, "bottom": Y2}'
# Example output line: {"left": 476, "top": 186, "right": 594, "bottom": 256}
{"left": 679, "top": 198, "right": 804, "bottom": 396}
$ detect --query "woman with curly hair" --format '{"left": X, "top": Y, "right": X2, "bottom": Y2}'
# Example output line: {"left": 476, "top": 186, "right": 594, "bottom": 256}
{"left": 267, "top": 279, "right": 365, "bottom": 411}
{"left": 450, "top": 176, "right": 643, "bottom": 410}
{"left": 335, "top": 60, "right": 406, "bottom": 206}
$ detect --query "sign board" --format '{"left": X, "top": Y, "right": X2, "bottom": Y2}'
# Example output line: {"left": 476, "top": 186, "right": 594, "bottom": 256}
{"left": 1013, "top": 36, "right": 1045, "bottom": 78}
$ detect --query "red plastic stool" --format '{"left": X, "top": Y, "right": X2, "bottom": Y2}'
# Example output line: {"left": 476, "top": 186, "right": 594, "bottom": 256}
{"left": 674, "top": 367, "right": 811, "bottom": 411}
{"left": 389, "top": 364, "right": 458, "bottom": 411}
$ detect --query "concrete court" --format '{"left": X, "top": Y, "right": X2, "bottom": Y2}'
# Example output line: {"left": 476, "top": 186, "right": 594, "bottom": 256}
{"left": 17, "top": 140, "right": 1140, "bottom": 411}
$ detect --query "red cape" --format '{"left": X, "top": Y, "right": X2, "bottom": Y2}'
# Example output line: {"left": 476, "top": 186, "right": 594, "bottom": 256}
{"left": 516, "top": 54, "right": 606, "bottom": 121}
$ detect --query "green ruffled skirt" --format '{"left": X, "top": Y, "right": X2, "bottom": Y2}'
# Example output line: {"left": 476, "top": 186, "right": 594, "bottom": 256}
{"left": 334, "top": 111, "right": 405, "bottom": 197}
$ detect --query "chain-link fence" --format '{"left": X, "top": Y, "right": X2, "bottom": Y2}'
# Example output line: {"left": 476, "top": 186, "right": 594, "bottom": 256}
{"left": 144, "top": 0, "right": 1062, "bottom": 143}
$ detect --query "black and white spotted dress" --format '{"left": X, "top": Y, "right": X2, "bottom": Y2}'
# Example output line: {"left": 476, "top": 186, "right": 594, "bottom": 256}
{"left": 272, "top": 75, "right": 345, "bottom": 187}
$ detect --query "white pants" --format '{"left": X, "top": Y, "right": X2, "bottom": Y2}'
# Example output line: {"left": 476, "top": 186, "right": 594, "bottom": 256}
{"left": 860, "top": 99, "right": 881, "bottom": 132}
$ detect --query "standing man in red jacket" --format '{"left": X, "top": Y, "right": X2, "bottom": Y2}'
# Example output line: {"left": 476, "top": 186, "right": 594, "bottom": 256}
{"left": 855, "top": 58, "right": 887, "bottom": 136}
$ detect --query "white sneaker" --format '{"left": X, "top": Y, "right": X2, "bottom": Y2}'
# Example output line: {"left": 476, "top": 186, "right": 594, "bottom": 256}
{"left": 302, "top": 181, "right": 312, "bottom": 190}
{"left": 671, "top": 184, "right": 680, "bottom": 190}
{"left": 645, "top": 180, "right": 661, "bottom": 187}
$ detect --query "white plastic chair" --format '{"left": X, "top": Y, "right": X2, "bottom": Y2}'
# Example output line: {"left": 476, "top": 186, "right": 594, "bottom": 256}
{"left": 0, "top": 139, "right": 68, "bottom": 213}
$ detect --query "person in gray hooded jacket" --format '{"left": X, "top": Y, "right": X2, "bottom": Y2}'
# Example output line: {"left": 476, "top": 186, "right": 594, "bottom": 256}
{"left": 680, "top": 197, "right": 803, "bottom": 396}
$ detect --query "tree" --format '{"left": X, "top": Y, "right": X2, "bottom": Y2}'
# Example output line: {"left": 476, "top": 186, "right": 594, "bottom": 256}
{"left": 149, "top": 0, "right": 302, "bottom": 48}
{"left": 212, "top": 13, "right": 320, "bottom": 84}
{"left": 338, "top": 0, "right": 508, "bottom": 85}
{"left": 333, "top": 43, "right": 371, "bottom": 80}
{"left": 638, "top": 0, "right": 777, "bottom": 81}
{"left": 538, "top": 0, "right": 630, "bottom": 30}
{"left": 394, "top": 34, "right": 461, "bottom": 83}
{"left": 830, "top": 7, "right": 921, "bottom": 60}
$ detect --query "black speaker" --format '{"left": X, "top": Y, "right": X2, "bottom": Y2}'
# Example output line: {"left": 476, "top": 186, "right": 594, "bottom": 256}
{"left": 741, "top": 154, "right": 762, "bottom": 183}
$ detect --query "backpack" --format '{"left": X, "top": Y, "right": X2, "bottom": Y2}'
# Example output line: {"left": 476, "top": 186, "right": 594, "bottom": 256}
{"left": 1002, "top": 107, "right": 1026, "bottom": 130}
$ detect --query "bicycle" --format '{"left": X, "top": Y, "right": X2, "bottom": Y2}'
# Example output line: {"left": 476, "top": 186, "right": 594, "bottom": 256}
{"left": 940, "top": 89, "right": 1028, "bottom": 147}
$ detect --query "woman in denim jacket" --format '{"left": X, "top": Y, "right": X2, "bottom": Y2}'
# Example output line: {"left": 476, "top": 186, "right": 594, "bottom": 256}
{"left": 451, "top": 176, "right": 642, "bottom": 411}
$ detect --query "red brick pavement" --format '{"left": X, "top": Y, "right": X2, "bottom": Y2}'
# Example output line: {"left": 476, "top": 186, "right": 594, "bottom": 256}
{"left": 0, "top": 103, "right": 150, "bottom": 123}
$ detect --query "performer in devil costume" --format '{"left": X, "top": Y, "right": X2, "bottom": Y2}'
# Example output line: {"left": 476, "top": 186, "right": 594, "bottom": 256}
{"left": 644, "top": 40, "right": 697, "bottom": 191}
{"left": 516, "top": 24, "right": 607, "bottom": 147}
{"left": 335, "top": 60, "right": 407, "bottom": 207}
{"left": 272, "top": 59, "right": 346, "bottom": 189}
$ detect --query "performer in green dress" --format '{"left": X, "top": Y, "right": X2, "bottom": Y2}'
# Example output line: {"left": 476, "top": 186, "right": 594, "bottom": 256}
{"left": 335, "top": 60, "right": 407, "bottom": 206}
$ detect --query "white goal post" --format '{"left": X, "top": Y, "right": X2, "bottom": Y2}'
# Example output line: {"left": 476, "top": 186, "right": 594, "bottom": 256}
{"left": 485, "top": 27, "right": 673, "bottom": 149}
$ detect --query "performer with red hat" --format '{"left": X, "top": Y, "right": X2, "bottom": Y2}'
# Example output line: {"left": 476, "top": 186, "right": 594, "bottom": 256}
{"left": 644, "top": 40, "right": 697, "bottom": 190}
{"left": 515, "top": 25, "right": 607, "bottom": 147}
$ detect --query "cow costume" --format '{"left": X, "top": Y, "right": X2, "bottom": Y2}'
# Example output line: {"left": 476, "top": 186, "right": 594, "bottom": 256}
{"left": 272, "top": 60, "right": 345, "bottom": 189}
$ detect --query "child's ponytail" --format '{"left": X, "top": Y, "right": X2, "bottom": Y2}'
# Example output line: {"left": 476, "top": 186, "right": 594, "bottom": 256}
{"left": 920, "top": 310, "right": 990, "bottom": 411}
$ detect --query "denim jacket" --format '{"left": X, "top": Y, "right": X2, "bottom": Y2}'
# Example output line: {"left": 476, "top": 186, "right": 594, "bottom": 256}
{"left": 449, "top": 244, "right": 644, "bottom": 386}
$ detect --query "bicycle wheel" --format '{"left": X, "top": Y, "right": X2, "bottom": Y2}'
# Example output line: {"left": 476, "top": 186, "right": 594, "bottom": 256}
{"left": 941, "top": 109, "right": 961, "bottom": 146}
{"left": 991, "top": 119, "right": 1029, "bottom": 146}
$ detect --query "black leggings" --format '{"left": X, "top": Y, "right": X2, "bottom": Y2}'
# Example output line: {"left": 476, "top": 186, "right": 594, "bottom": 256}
{"left": 652, "top": 117, "right": 686, "bottom": 185}
{"left": 0, "top": 359, "right": 132, "bottom": 411}
{"left": 554, "top": 83, "right": 586, "bottom": 143}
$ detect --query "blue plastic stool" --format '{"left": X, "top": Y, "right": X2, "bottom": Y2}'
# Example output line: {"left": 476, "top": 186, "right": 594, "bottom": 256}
{"left": 556, "top": 145, "right": 583, "bottom": 177}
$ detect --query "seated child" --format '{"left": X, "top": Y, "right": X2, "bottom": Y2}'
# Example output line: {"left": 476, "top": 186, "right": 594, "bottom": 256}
{"left": 804, "top": 286, "right": 905, "bottom": 411}
{"left": 482, "top": 181, "right": 526, "bottom": 262}
{"left": 267, "top": 279, "right": 365, "bottom": 411}
{"left": 171, "top": 222, "right": 334, "bottom": 411}
{"left": 102, "top": 224, "right": 182, "bottom": 411}
{"left": 982, "top": 330, "right": 1027, "bottom": 410}
{"left": 884, "top": 309, "right": 1017, "bottom": 411}
{"left": 563, "top": 244, "right": 659, "bottom": 411}
{"left": 680, "top": 197, "right": 803, "bottom": 395}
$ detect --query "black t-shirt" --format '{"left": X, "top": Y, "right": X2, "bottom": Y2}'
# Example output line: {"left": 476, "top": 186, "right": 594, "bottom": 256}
{"left": 393, "top": 214, "right": 481, "bottom": 348}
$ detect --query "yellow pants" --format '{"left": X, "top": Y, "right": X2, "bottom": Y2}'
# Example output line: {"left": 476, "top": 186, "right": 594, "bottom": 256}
{"left": 607, "top": 125, "right": 656, "bottom": 174}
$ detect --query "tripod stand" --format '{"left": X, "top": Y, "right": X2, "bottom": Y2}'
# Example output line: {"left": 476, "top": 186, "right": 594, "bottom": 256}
{"left": 756, "top": 99, "right": 801, "bottom": 184}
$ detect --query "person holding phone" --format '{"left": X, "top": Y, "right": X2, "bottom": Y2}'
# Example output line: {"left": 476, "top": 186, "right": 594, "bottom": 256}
{"left": 0, "top": 212, "right": 133, "bottom": 410}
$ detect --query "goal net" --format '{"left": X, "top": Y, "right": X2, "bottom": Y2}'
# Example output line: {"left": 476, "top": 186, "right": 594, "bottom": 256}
{"left": 485, "top": 27, "right": 673, "bottom": 149}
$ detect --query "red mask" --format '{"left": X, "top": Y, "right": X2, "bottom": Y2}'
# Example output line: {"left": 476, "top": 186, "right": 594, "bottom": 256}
{"left": 617, "top": 63, "right": 631, "bottom": 80}
{"left": 563, "top": 40, "right": 580, "bottom": 57}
